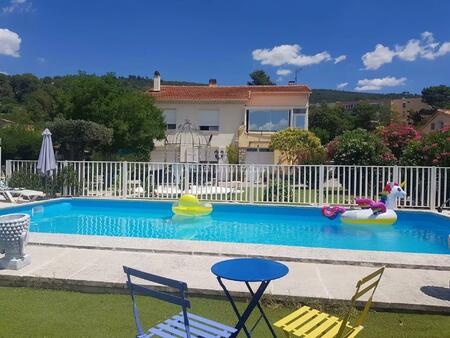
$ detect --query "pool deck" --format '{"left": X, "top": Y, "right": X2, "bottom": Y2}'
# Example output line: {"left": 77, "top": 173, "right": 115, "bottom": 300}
{"left": 29, "top": 233, "right": 450, "bottom": 270}
{"left": 0, "top": 233, "right": 449, "bottom": 314}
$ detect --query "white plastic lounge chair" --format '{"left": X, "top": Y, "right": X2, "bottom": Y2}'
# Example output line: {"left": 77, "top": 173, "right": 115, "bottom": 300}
{"left": 10, "top": 189, "right": 46, "bottom": 201}
{"left": 188, "top": 185, "right": 242, "bottom": 195}
{"left": 154, "top": 185, "right": 184, "bottom": 197}
{"left": 0, "top": 190, "right": 16, "bottom": 203}
{"left": 0, "top": 180, "right": 45, "bottom": 203}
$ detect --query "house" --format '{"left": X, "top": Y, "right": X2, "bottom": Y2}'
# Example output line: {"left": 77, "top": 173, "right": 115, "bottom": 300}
{"left": 390, "top": 97, "right": 431, "bottom": 124}
{"left": 335, "top": 99, "right": 391, "bottom": 111}
{"left": 420, "top": 109, "right": 450, "bottom": 134}
{"left": 146, "top": 71, "right": 311, "bottom": 164}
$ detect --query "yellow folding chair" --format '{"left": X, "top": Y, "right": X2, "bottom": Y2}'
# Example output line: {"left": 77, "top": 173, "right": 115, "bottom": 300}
{"left": 274, "top": 266, "right": 385, "bottom": 338}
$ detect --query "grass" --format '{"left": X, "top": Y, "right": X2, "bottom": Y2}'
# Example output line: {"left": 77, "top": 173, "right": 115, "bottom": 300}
{"left": 1, "top": 287, "right": 449, "bottom": 337}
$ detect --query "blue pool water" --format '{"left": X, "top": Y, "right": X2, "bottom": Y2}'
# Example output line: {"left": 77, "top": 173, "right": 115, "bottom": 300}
{"left": 1, "top": 199, "right": 449, "bottom": 254}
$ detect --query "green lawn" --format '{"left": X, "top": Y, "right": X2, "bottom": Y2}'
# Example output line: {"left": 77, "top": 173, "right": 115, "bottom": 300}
{"left": 0, "top": 287, "right": 448, "bottom": 337}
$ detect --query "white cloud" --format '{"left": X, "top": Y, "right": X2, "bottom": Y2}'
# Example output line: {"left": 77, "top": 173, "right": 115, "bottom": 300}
{"left": 334, "top": 55, "right": 347, "bottom": 64}
{"left": 2, "top": 0, "right": 32, "bottom": 14}
{"left": 362, "top": 32, "right": 450, "bottom": 70}
{"left": 250, "top": 118, "right": 288, "bottom": 132}
{"left": 355, "top": 76, "right": 406, "bottom": 91}
{"left": 37, "top": 56, "right": 46, "bottom": 63}
{"left": 276, "top": 69, "right": 292, "bottom": 76}
{"left": 362, "top": 44, "right": 396, "bottom": 70}
{"left": 252, "top": 44, "right": 332, "bottom": 67}
{"left": 336, "top": 82, "right": 348, "bottom": 90}
{"left": 0, "top": 28, "right": 21, "bottom": 57}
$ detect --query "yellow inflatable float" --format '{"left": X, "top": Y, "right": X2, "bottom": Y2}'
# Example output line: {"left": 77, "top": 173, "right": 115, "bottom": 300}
{"left": 172, "top": 194, "right": 212, "bottom": 217}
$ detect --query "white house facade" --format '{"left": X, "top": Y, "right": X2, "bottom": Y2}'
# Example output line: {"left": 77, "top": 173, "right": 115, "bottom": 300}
{"left": 146, "top": 72, "right": 311, "bottom": 164}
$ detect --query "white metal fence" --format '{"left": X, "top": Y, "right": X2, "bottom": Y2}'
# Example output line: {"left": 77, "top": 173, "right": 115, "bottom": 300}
{"left": 5, "top": 160, "right": 450, "bottom": 210}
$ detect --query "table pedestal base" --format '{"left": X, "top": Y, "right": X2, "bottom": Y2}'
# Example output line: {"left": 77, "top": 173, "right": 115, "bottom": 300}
{"left": 217, "top": 277, "right": 277, "bottom": 338}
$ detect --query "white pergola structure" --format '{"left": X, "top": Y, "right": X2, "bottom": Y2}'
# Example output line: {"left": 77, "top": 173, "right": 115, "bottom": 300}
{"left": 164, "top": 120, "right": 212, "bottom": 163}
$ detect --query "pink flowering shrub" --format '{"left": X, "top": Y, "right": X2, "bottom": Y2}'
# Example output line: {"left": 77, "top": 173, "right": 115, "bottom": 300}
{"left": 401, "top": 128, "right": 450, "bottom": 166}
{"left": 376, "top": 124, "right": 421, "bottom": 160}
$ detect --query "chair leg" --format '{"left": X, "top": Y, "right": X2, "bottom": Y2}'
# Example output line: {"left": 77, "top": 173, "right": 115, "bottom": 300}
{"left": 283, "top": 330, "right": 292, "bottom": 338}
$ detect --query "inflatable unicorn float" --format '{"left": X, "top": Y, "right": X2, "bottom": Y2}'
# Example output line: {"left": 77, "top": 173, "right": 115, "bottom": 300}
{"left": 322, "top": 182, "right": 407, "bottom": 225}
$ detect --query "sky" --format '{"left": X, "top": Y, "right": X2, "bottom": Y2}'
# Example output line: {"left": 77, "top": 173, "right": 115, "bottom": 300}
{"left": 0, "top": 0, "right": 449, "bottom": 93}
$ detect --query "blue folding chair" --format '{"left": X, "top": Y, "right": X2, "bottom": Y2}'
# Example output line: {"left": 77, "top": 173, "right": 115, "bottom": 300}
{"left": 123, "top": 266, "right": 237, "bottom": 338}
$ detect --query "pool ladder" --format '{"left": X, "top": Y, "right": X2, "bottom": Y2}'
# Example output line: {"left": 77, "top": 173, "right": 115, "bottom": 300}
{"left": 437, "top": 198, "right": 450, "bottom": 213}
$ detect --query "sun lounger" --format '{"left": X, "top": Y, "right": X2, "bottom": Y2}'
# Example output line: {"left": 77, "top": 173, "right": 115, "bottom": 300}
{"left": 10, "top": 189, "right": 46, "bottom": 202}
{"left": 0, "top": 189, "right": 46, "bottom": 203}
{"left": 188, "top": 185, "right": 242, "bottom": 195}
{"left": 154, "top": 185, "right": 184, "bottom": 197}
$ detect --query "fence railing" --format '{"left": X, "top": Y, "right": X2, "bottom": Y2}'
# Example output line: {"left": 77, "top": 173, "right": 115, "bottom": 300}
{"left": 5, "top": 160, "right": 450, "bottom": 210}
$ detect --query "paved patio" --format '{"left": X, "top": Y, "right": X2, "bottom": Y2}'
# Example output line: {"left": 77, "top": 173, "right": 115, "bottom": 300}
{"left": 1, "top": 243, "right": 449, "bottom": 313}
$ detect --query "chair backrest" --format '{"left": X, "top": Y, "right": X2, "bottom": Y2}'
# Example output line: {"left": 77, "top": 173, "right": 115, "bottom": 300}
{"left": 335, "top": 266, "right": 385, "bottom": 338}
{"left": 123, "top": 266, "right": 192, "bottom": 337}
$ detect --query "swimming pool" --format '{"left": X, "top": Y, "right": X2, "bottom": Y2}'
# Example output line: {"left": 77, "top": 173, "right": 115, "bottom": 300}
{"left": 1, "top": 199, "right": 449, "bottom": 254}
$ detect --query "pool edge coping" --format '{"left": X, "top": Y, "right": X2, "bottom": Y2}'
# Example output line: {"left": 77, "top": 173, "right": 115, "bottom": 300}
{"left": 1, "top": 274, "right": 448, "bottom": 314}
{"left": 29, "top": 233, "right": 450, "bottom": 271}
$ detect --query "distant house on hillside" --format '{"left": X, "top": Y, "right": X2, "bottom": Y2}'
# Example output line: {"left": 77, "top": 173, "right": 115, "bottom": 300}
{"left": 146, "top": 71, "right": 311, "bottom": 164}
{"left": 420, "top": 109, "right": 450, "bottom": 134}
{"left": 335, "top": 99, "right": 390, "bottom": 111}
{"left": 390, "top": 97, "right": 431, "bottom": 124}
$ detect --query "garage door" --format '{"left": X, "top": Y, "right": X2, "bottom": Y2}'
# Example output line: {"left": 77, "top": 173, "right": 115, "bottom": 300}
{"left": 245, "top": 149, "right": 274, "bottom": 164}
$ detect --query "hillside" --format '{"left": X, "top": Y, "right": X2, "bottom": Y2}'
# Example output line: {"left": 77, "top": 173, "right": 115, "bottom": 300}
{"left": 118, "top": 75, "right": 204, "bottom": 91}
{"left": 310, "top": 89, "right": 419, "bottom": 104}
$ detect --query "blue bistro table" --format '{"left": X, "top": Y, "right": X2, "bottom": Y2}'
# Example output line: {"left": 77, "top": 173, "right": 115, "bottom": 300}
{"left": 211, "top": 258, "right": 289, "bottom": 338}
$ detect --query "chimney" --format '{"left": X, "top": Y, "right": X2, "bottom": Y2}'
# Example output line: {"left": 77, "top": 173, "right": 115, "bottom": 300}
{"left": 209, "top": 79, "right": 217, "bottom": 87}
{"left": 288, "top": 80, "right": 296, "bottom": 86}
{"left": 153, "top": 71, "right": 161, "bottom": 91}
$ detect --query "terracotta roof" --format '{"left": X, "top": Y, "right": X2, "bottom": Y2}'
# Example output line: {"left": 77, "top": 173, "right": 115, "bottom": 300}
{"left": 420, "top": 109, "right": 450, "bottom": 130}
{"left": 146, "top": 85, "right": 311, "bottom": 102}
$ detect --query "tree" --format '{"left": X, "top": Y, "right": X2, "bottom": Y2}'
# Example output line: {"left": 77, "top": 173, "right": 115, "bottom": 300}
{"left": 408, "top": 110, "right": 423, "bottom": 126}
{"left": 328, "top": 129, "right": 395, "bottom": 165}
{"left": 0, "top": 73, "right": 14, "bottom": 99}
{"left": 226, "top": 143, "right": 239, "bottom": 164}
{"left": 400, "top": 127, "right": 450, "bottom": 167}
{"left": 375, "top": 124, "right": 421, "bottom": 160}
{"left": 309, "top": 104, "right": 353, "bottom": 144}
{"left": 56, "top": 72, "right": 166, "bottom": 160}
{"left": 270, "top": 128, "right": 324, "bottom": 164}
{"left": 421, "top": 85, "right": 450, "bottom": 109}
{"left": 0, "top": 125, "right": 42, "bottom": 161}
{"left": 9, "top": 74, "right": 41, "bottom": 102}
{"left": 247, "top": 70, "right": 274, "bottom": 85}
{"left": 47, "top": 119, "right": 113, "bottom": 160}
{"left": 350, "top": 103, "right": 393, "bottom": 130}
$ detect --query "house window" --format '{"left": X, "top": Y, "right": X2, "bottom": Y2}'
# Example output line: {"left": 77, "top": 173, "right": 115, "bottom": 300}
{"left": 198, "top": 110, "right": 219, "bottom": 131}
{"left": 292, "top": 108, "right": 306, "bottom": 129}
{"left": 247, "top": 110, "right": 289, "bottom": 132}
{"left": 430, "top": 122, "right": 435, "bottom": 130}
{"left": 439, "top": 121, "right": 444, "bottom": 129}
{"left": 163, "top": 109, "right": 176, "bottom": 130}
